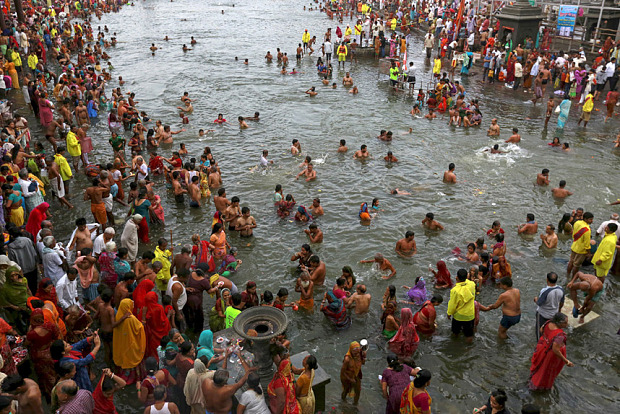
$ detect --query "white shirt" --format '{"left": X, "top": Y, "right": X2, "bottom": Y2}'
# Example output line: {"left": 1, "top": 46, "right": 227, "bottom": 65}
{"left": 42, "top": 249, "right": 65, "bottom": 285}
{"left": 56, "top": 274, "right": 78, "bottom": 309}
{"left": 93, "top": 234, "right": 112, "bottom": 256}
{"left": 238, "top": 389, "right": 271, "bottom": 414}
{"left": 605, "top": 61, "right": 616, "bottom": 78}
{"left": 596, "top": 219, "right": 620, "bottom": 238}
{"left": 165, "top": 277, "right": 187, "bottom": 310}
{"left": 324, "top": 41, "right": 333, "bottom": 54}
{"left": 259, "top": 155, "right": 269, "bottom": 166}
{"left": 436, "top": 17, "right": 443, "bottom": 28}
{"left": 514, "top": 62, "right": 523, "bottom": 77}
{"left": 138, "top": 163, "right": 148, "bottom": 180}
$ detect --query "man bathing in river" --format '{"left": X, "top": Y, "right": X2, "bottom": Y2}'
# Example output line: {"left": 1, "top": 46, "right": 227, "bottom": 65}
{"left": 479, "top": 277, "right": 521, "bottom": 339}
{"left": 395, "top": 231, "right": 417, "bottom": 257}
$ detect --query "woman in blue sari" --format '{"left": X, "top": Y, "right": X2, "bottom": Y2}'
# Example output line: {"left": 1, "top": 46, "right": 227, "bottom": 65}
{"left": 321, "top": 292, "right": 351, "bottom": 330}
{"left": 557, "top": 98, "right": 572, "bottom": 129}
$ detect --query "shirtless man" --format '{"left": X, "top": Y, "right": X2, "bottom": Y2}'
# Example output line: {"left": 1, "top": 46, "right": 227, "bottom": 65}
{"left": 159, "top": 125, "right": 185, "bottom": 145}
{"left": 505, "top": 127, "right": 521, "bottom": 143}
{"left": 338, "top": 139, "right": 348, "bottom": 152}
{"left": 308, "top": 198, "right": 324, "bottom": 216}
{"left": 236, "top": 207, "right": 257, "bottom": 237}
{"left": 305, "top": 255, "right": 326, "bottom": 285}
{"left": 208, "top": 165, "right": 222, "bottom": 189}
{"left": 45, "top": 118, "right": 62, "bottom": 151}
{"left": 265, "top": 51, "right": 273, "bottom": 62}
{"left": 536, "top": 168, "right": 550, "bottom": 186}
{"left": 540, "top": 224, "right": 558, "bottom": 248}
{"left": 69, "top": 218, "right": 94, "bottom": 256}
{"left": 238, "top": 116, "right": 249, "bottom": 129}
{"left": 296, "top": 163, "right": 316, "bottom": 181}
{"left": 183, "top": 175, "right": 200, "bottom": 207}
{"left": 424, "top": 108, "right": 437, "bottom": 119}
{"left": 422, "top": 212, "right": 444, "bottom": 230}
{"left": 343, "top": 72, "right": 354, "bottom": 86}
{"left": 0, "top": 374, "right": 44, "bottom": 414}
{"left": 353, "top": 144, "right": 370, "bottom": 159}
{"left": 479, "top": 277, "right": 521, "bottom": 339}
{"left": 568, "top": 271, "right": 603, "bottom": 323}
{"left": 85, "top": 179, "right": 108, "bottom": 227}
{"left": 225, "top": 196, "right": 242, "bottom": 231}
{"left": 487, "top": 118, "right": 500, "bottom": 136}
{"left": 384, "top": 151, "right": 398, "bottom": 162}
{"left": 443, "top": 162, "right": 456, "bottom": 183}
{"left": 244, "top": 112, "right": 260, "bottom": 121}
{"left": 177, "top": 101, "right": 193, "bottom": 114}
{"left": 552, "top": 180, "right": 573, "bottom": 198}
{"left": 202, "top": 362, "right": 253, "bottom": 414}
{"left": 96, "top": 289, "right": 129, "bottom": 365}
{"left": 171, "top": 246, "right": 193, "bottom": 275}
{"left": 346, "top": 284, "right": 371, "bottom": 314}
{"left": 360, "top": 253, "right": 396, "bottom": 279}
{"left": 46, "top": 155, "right": 73, "bottom": 208}
{"left": 518, "top": 213, "right": 538, "bottom": 235}
{"left": 213, "top": 188, "right": 230, "bottom": 214}
{"left": 295, "top": 270, "right": 314, "bottom": 308}
{"left": 484, "top": 144, "right": 506, "bottom": 154}
{"left": 75, "top": 100, "right": 89, "bottom": 126}
{"left": 304, "top": 223, "right": 323, "bottom": 243}
{"left": 395, "top": 231, "right": 417, "bottom": 257}
{"left": 171, "top": 171, "right": 187, "bottom": 203}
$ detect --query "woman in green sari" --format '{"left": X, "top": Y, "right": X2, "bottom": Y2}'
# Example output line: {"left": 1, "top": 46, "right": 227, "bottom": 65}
{"left": 0, "top": 266, "right": 31, "bottom": 333}
{"left": 208, "top": 288, "right": 230, "bottom": 333}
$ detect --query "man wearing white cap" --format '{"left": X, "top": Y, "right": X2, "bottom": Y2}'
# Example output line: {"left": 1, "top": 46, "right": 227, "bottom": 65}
{"left": 93, "top": 227, "right": 115, "bottom": 258}
{"left": 121, "top": 214, "right": 142, "bottom": 263}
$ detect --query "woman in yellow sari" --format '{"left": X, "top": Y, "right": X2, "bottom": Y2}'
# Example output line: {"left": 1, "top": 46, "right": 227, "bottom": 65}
{"left": 113, "top": 298, "right": 146, "bottom": 384}
{"left": 4, "top": 59, "right": 18, "bottom": 89}
{"left": 296, "top": 355, "right": 317, "bottom": 414}
{"left": 209, "top": 223, "right": 229, "bottom": 261}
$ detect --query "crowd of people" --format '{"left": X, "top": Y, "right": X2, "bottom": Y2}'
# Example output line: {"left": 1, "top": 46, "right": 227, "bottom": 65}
{"left": 0, "top": 0, "right": 616, "bottom": 413}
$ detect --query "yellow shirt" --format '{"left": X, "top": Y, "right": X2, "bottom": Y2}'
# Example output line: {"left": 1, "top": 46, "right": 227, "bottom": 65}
{"left": 447, "top": 280, "right": 476, "bottom": 321}
{"left": 66, "top": 131, "right": 81, "bottom": 157}
{"left": 54, "top": 154, "right": 73, "bottom": 181}
{"left": 571, "top": 220, "right": 591, "bottom": 254}
{"left": 583, "top": 94, "right": 594, "bottom": 112}
{"left": 302, "top": 32, "right": 310, "bottom": 43}
{"left": 592, "top": 232, "right": 618, "bottom": 276}
{"left": 337, "top": 44, "right": 347, "bottom": 56}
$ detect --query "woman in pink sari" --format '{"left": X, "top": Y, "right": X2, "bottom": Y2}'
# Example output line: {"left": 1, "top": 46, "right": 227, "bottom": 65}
{"left": 388, "top": 308, "right": 419, "bottom": 358}
{"left": 38, "top": 93, "right": 54, "bottom": 127}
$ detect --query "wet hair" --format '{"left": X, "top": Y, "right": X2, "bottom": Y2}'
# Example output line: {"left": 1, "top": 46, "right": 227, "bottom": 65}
{"left": 277, "top": 288, "right": 288, "bottom": 298}
{"left": 491, "top": 389, "right": 508, "bottom": 407}
{"left": 558, "top": 213, "right": 571, "bottom": 230}
{"left": 213, "top": 369, "right": 229, "bottom": 386}
{"left": 231, "top": 196, "right": 240, "bottom": 203}
{"left": 262, "top": 290, "right": 274, "bottom": 304}
{"left": 413, "top": 369, "right": 432, "bottom": 388}
{"left": 448, "top": 162, "right": 455, "bottom": 170}
{"left": 75, "top": 217, "right": 87, "bottom": 226}
{"left": 231, "top": 293, "right": 242, "bottom": 306}
{"left": 309, "top": 255, "right": 320, "bottom": 264}
{"left": 608, "top": 223, "right": 618, "bottom": 232}
{"left": 499, "top": 277, "right": 512, "bottom": 287}
{"left": 542, "top": 168, "right": 549, "bottom": 174}
{"left": 387, "top": 354, "right": 403, "bottom": 372}
{"left": 547, "top": 272, "right": 558, "bottom": 284}
{"left": 275, "top": 184, "right": 282, "bottom": 192}
{"left": 467, "top": 243, "right": 476, "bottom": 251}
{"left": 388, "top": 285, "right": 396, "bottom": 298}
{"left": 336, "top": 277, "right": 345, "bottom": 287}
{"left": 301, "top": 244, "right": 311, "bottom": 252}
{"left": 583, "top": 212, "right": 594, "bottom": 220}
{"left": 145, "top": 356, "right": 158, "bottom": 374}
{"left": 340, "top": 139, "right": 346, "bottom": 145}
{"left": 456, "top": 269, "right": 468, "bottom": 282}
{"left": 425, "top": 212, "right": 434, "bottom": 219}
{"left": 495, "top": 233, "right": 504, "bottom": 243}
{"left": 431, "top": 295, "right": 444, "bottom": 304}
{"left": 559, "top": 180, "right": 566, "bottom": 187}
{"left": 551, "top": 312, "right": 567, "bottom": 325}
{"left": 247, "top": 371, "right": 263, "bottom": 395}
{"left": 527, "top": 213, "right": 535, "bottom": 221}
{"left": 50, "top": 340, "right": 66, "bottom": 360}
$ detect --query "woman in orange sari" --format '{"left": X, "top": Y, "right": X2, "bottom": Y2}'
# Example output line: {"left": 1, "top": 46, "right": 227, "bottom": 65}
{"left": 268, "top": 359, "right": 300, "bottom": 414}
{"left": 413, "top": 295, "right": 443, "bottom": 335}
{"left": 43, "top": 300, "right": 66, "bottom": 338}
{"left": 209, "top": 223, "right": 229, "bottom": 261}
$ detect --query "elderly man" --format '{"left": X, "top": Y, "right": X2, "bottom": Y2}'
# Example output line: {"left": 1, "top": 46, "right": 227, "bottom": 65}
{"left": 360, "top": 253, "right": 397, "bottom": 279}
{"left": 596, "top": 213, "right": 620, "bottom": 238}
{"left": 55, "top": 380, "right": 94, "bottom": 414}
{"left": 202, "top": 363, "right": 253, "bottom": 414}
{"left": 17, "top": 168, "right": 45, "bottom": 214}
{"left": 120, "top": 214, "right": 142, "bottom": 263}
{"left": 42, "top": 235, "right": 67, "bottom": 285}
{"left": 93, "top": 227, "right": 115, "bottom": 258}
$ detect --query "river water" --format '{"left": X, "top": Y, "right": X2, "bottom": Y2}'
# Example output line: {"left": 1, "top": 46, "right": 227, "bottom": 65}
{"left": 33, "top": 0, "right": 620, "bottom": 412}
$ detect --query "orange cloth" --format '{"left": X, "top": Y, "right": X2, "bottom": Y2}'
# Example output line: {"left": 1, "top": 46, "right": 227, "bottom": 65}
{"left": 298, "top": 297, "right": 314, "bottom": 311}
{"left": 112, "top": 299, "right": 146, "bottom": 369}
{"left": 90, "top": 202, "right": 107, "bottom": 225}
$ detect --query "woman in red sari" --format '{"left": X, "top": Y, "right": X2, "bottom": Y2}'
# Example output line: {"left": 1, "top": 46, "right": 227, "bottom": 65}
{"left": 26, "top": 309, "right": 60, "bottom": 401}
{"left": 413, "top": 295, "right": 443, "bottom": 335}
{"left": 132, "top": 279, "right": 155, "bottom": 317}
{"left": 388, "top": 308, "right": 419, "bottom": 358}
{"left": 530, "top": 312, "right": 574, "bottom": 390}
{"left": 25, "top": 202, "right": 49, "bottom": 238}
{"left": 142, "top": 291, "right": 170, "bottom": 359}
{"left": 430, "top": 260, "right": 452, "bottom": 289}
{"left": 0, "top": 318, "right": 17, "bottom": 376}
{"left": 35, "top": 278, "right": 63, "bottom": 317}
{"left": 268, "top": 359, "right": 301, "bottom": 414}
